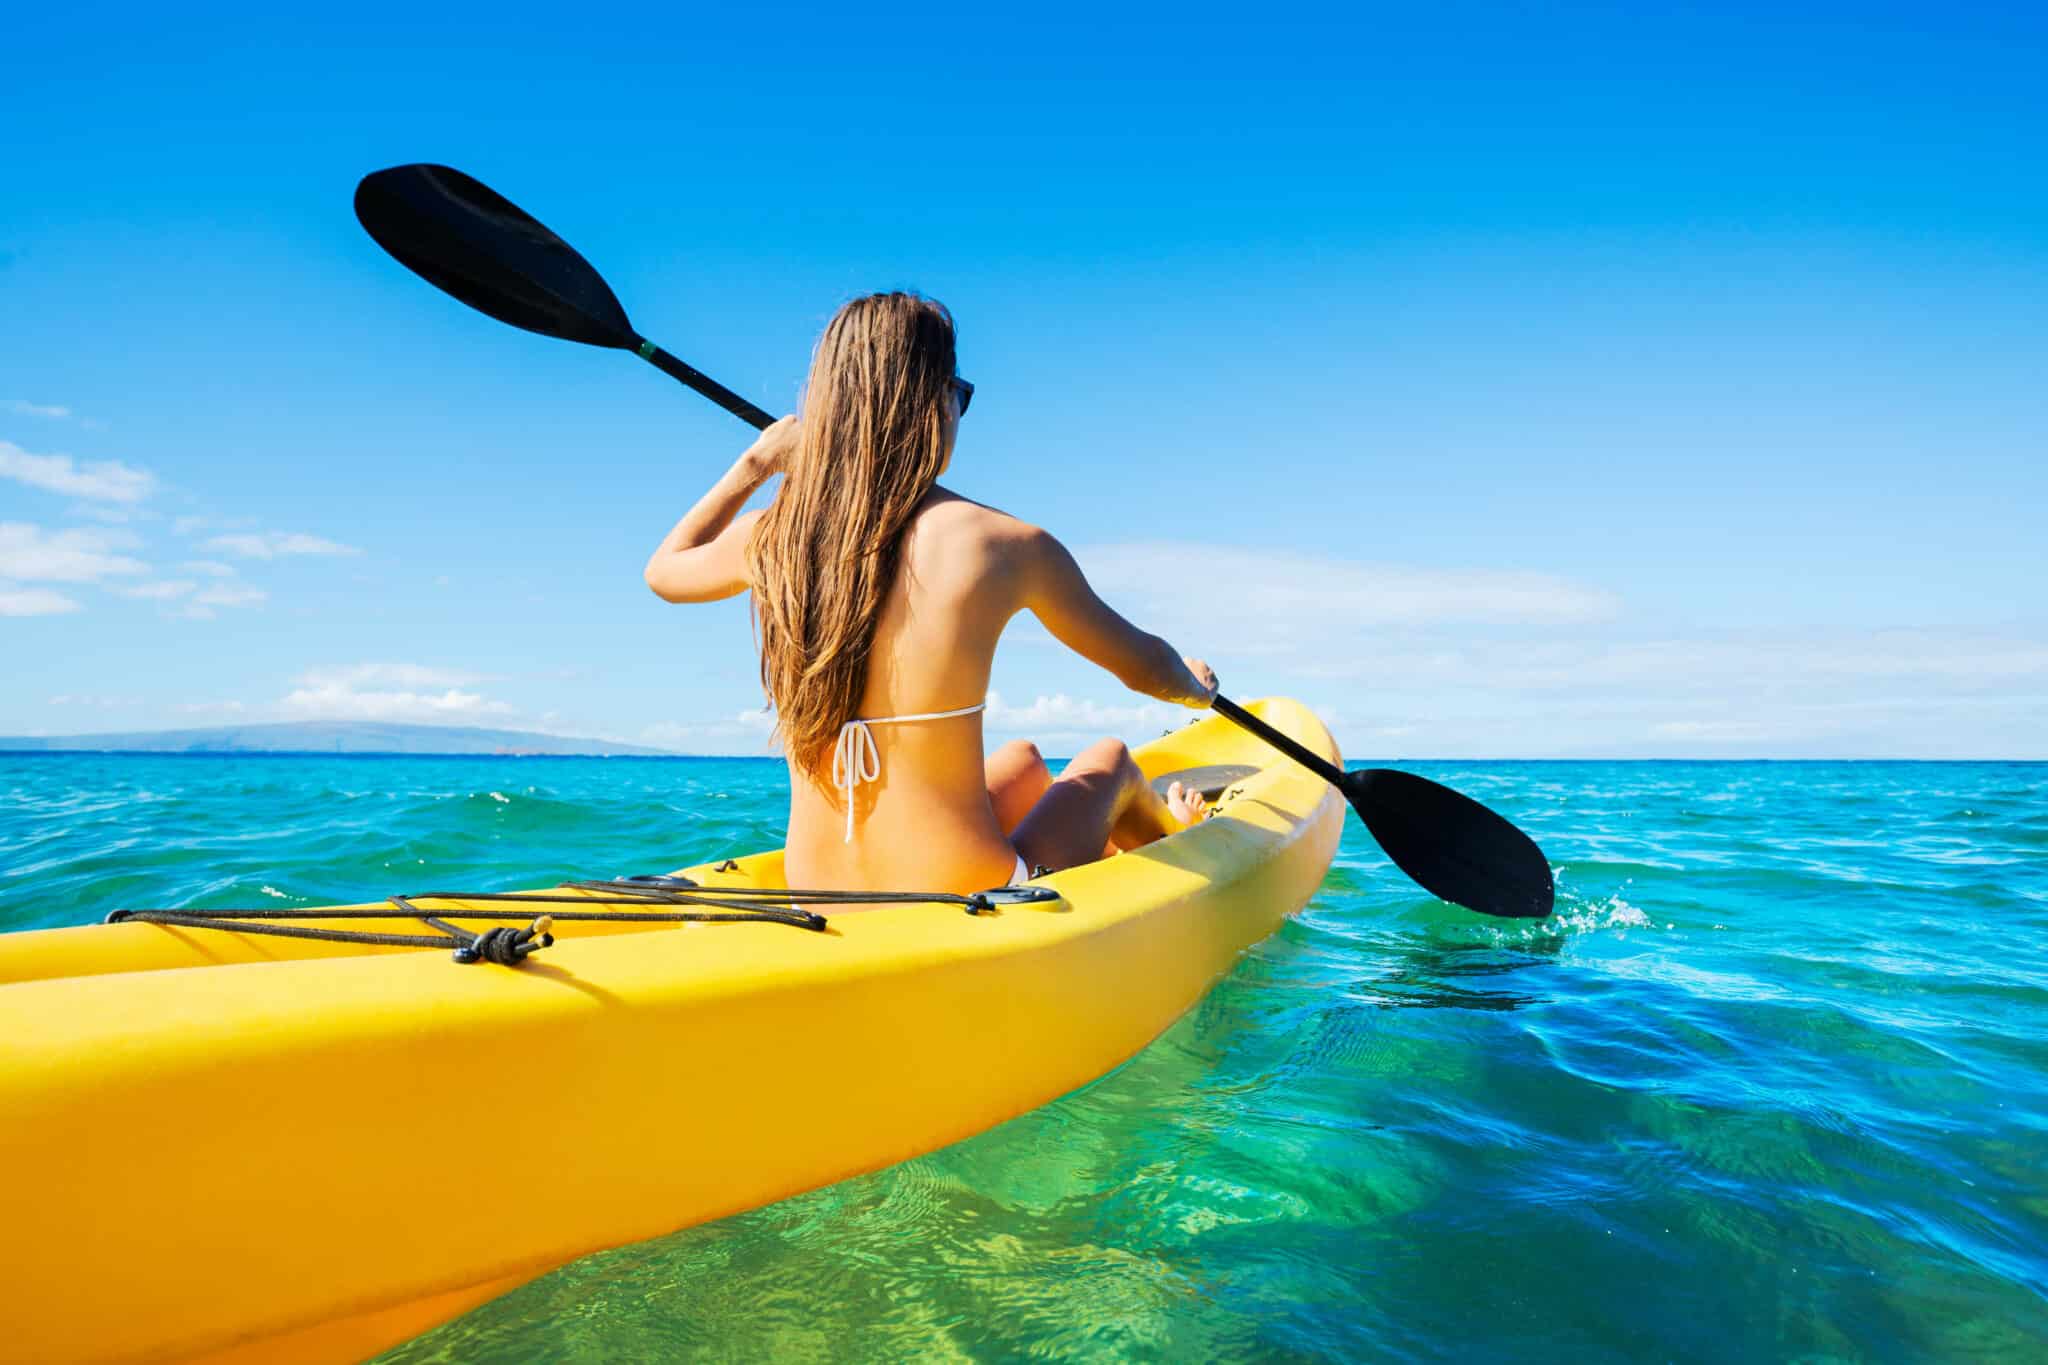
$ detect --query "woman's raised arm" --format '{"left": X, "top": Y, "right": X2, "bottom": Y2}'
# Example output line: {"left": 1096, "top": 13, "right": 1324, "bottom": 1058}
{"left": 643, "top": 417, "right": 796, "bottom": 603}
{"left": 1017, "top": 526, "right": 1217, "bottom": 707}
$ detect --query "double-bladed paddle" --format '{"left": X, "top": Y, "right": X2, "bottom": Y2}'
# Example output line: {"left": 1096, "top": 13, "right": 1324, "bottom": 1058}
{"left": 353, "top": 162, "right": 1556, "bottom": 920}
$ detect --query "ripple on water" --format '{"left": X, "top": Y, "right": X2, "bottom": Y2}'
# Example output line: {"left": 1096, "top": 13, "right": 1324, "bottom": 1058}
{"left": 4, "top": 755, "right": 2047, "bottom": 1359}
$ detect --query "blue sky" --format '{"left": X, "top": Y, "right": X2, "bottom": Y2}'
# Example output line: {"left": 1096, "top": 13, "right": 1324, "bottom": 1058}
{"left": 3, "top": 2, "right": 2043, "bottom": 757}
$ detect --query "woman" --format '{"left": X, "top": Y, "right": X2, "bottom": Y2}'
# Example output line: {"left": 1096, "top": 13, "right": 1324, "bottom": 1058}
{"left": 644, "top": 292, "right": 1217, "bottom": 894}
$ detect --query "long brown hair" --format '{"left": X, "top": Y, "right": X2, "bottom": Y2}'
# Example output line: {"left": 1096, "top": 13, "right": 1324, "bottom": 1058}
{"left": 746, "top": 292, "right": 958, "bottom": 784}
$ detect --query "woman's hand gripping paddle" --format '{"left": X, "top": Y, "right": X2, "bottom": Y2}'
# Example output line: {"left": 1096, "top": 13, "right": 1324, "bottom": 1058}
{"left": 354, "top": 163, "right": 1556, "bottom": 919}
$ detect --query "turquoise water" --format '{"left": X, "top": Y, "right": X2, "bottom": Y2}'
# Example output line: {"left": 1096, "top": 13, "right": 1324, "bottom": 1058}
{"left": 4, "top": 755, "right": 2045, "bottom": 1360}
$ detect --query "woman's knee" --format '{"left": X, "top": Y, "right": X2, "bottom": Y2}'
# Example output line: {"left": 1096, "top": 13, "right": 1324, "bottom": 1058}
{"left": 1067, "top": 736, "right": 1137, "bottom": 781}
{"left": 987, "top": 739, "right": 1050, "bottom": 792}
{"left": 991, "top": 738, "right": 1045, "bottom": 771}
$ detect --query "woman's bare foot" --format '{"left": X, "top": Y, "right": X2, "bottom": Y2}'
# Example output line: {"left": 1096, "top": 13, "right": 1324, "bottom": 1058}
{"left": 1164, "top": 779, "right": 1209, "bottom": 829}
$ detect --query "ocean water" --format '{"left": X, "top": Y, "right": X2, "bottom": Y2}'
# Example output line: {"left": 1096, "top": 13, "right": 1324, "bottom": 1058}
{"left": 3, "top": 754, "right": 2044, "bottom": 1361}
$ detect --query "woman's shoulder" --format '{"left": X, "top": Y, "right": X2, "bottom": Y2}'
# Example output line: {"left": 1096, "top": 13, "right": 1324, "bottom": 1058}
{"left": 908, "top": 486, "right": 1049, "bottom": 578}
{"left": 914, "top": 485, "right": 1039, "bottom": 546}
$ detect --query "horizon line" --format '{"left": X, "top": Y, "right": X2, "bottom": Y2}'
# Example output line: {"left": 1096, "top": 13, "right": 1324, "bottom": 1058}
{"left": 2, "top": 749, "right": 2042, "bottom": 765}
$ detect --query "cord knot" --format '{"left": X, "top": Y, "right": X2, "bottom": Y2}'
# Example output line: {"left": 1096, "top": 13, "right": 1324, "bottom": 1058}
{"left": 453, "top": 919, "right": 554, "bottom": 965}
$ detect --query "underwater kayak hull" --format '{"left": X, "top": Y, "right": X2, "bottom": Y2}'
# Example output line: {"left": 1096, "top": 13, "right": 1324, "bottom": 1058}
{"left": 0, "top": 698, "right": 1342, "bottom": 1363}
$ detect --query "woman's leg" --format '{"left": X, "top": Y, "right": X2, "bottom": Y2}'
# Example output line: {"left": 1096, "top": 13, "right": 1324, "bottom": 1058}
{"left": 1010, "top": 737, "right": 1205, "bottom": 874}
{"left": 986, "top": 739, "right": 1053, "bottom": 836}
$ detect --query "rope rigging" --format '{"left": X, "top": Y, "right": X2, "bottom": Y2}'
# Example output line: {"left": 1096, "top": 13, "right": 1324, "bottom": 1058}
{"left": 105, "top": 873, "right": 1061, "bottom": 966}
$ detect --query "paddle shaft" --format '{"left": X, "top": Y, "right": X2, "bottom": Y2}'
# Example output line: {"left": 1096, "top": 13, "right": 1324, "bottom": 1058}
{"left": 634, "top": 339, "right": 775, "bottom": 428}
{"left": 1209, "top": 695, "right": 1345, "bottom": 786}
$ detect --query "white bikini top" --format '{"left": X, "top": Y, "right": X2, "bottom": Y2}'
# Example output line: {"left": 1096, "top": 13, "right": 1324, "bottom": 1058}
{"left": 830, "top": 701, "right": 987, "bottom": 842}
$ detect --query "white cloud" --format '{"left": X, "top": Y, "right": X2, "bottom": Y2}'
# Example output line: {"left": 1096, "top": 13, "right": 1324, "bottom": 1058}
{"left": 1295, "top": 629, "right": 2048, "bottom": 694}
{"left": 0, "top": 441, "right": 156, "bottom": 504}
{"left": 203, "top": 530, "right": 360, "bottom": 560}
{"left": 299, "top": 662, "right": 481, "bottom": 689}
{"left": 71, "top": 503, "right": 154, "bottom": 525}
{"left": 985, "top": 689, "right": 1183, "bottom": 736}
{"left": 0, "top": 523, "right": 148, "bottom": 583}
{"left": 1078, "top": 542, "right": 1618, "bottom": 642}
{"left": 49, "top": 693, "right": 142, "bottom": 707}
{"left": 194, "top": 582, "right": 266, "bottom": 608}
{"left": 114, "top": 580, "right": 198, "bottom": 601}
{"left": 1276, "top": 625, "right": 2048, "bottom": 758}
{"left": 179, "top": 559, "right": 238, "bottom": 577}
{"left": 1, "top": 585, "right": 81, "bottom": 616}
{"left": 2, "top": 399, "right": 70, "bottom": 420}
{"left": 145, "top": 579, "right": 267, "bottom": 620}
{"left": 1007, "top": 531, "right": 2048, "bottom": 756}
{"left": 640, "top": 707, "right": 779, "bottom": 752}
{"left": 280, "top": 662, "right": 511, "bottom": 724}
{"left": 281, "top": 683, "right": 512, "bottom": 723}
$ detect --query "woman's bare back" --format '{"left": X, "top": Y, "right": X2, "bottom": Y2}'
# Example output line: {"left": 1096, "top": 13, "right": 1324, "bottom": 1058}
{"left": 781, "top": 487, "right": 1024, "bottom": 892}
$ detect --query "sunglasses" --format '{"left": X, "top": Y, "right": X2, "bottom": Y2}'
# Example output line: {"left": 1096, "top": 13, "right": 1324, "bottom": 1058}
{"left": 950, "top": 376, "right": 974, "bottom": 416}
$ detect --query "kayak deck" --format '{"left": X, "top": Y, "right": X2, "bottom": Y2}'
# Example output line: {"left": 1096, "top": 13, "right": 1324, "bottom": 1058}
{"left": 0, "top": 697, "right": 1343, "bottom": 1364}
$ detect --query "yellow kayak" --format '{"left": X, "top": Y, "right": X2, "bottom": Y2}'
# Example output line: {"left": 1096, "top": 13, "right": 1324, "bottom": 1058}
{"left": 0, "top": 697, "right": 1342, "bottom": 1364}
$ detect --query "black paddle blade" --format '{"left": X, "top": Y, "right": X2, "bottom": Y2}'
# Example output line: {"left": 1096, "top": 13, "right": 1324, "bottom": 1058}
{"left": 1343, "top": 768, "right": 1555, "bottom": 918}
{"left": 354, "top": 164, "right": 635, "bottom": 349}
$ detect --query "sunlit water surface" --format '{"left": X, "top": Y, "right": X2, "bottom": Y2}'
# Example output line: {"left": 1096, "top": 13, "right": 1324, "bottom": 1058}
{"left": 3, "top": 755, "right": 2043, "bottom": 1361}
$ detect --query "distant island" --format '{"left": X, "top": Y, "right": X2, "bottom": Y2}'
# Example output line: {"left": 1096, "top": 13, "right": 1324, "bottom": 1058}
{"left": 0, "top": 721, "right": 678, "bottom": 757}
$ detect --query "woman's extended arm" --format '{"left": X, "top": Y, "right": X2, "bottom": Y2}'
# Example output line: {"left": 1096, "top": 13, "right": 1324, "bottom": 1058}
{"left": 643, "top": 417, "right": 796, "bottom": 603}
{"left": 1018, "top": 526, "right": 1217, "bottom": 706}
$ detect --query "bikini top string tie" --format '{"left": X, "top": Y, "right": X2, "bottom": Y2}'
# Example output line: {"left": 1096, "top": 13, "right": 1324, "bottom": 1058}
{"left": 830, "top": 702, "right": 987, "bottom": 843}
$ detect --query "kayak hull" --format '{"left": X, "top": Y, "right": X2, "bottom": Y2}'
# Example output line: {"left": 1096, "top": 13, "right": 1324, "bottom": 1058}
{"left": 0, "top": 698, "right": 1343, "bottom": 1363}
